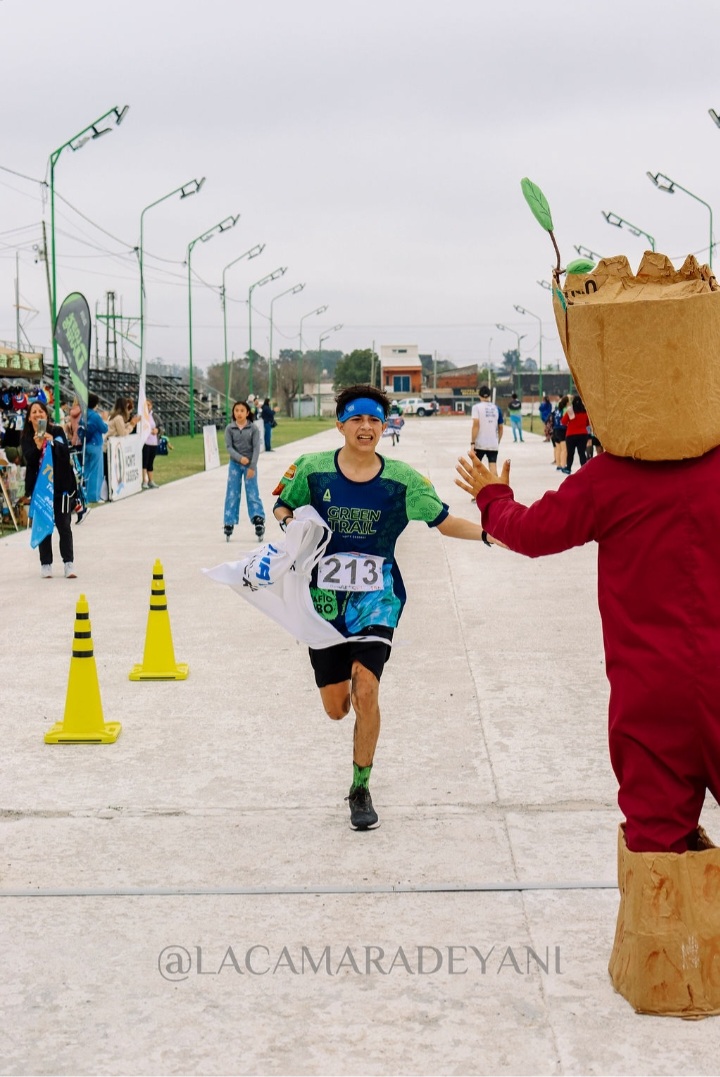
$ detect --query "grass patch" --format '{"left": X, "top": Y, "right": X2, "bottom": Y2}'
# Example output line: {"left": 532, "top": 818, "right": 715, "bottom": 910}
{"left": 156, "top": 418, "right": 336, "bottom": 485}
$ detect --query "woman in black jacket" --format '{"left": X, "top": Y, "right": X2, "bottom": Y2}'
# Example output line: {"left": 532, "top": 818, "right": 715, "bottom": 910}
{"left": 260, "top": 397, "right": 276, "bottom": 452}
{"left": 22, "top": 401, "right": 78, "bottom": 578}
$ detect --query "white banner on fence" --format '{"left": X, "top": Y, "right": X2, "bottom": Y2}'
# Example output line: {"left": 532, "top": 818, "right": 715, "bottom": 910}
{"left": 108, "top": 435, "right": 143, "bottom": 501}
{"left": 203, "top": 424, "right": 221, "bottom": 471}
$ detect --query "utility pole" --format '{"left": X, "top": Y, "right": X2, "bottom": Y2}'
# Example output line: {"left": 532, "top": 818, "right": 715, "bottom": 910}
{"left": 37, "top": 222, "right": 53, "bottom": 344}
{"left": 15, "top": 252, "right": 21, "bottom": 362}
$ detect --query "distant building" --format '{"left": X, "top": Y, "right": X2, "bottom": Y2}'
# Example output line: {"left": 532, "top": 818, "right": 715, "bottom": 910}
{"left": 380, "top": 344, "right": 423, "bottom": 395}
{"left": 436, "top": 363, "right": 479, "bottom": 390}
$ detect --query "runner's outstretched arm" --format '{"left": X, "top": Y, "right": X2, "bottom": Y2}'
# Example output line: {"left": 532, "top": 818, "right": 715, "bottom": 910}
{"left": 436, "top": 515, "right": 484, "bottom": 540}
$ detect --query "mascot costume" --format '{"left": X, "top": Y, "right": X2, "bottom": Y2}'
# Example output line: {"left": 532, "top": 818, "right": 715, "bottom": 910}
{"left": 458, "top": 180, "right": 720, "bottom": 1018}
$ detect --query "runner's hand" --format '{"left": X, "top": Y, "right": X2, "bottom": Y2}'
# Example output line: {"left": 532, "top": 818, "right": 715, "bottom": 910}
{"left": 455, "top": 451, "right": 510, "bottom": 497}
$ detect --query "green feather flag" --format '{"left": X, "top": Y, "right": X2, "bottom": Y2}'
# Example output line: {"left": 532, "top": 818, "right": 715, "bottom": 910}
{"left": 520, "top": 178, "right": 554, "bottom": 232}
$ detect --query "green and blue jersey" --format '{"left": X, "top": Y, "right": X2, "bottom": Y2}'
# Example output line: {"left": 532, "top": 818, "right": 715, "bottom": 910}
{"left": 273, "top": 449, "right": 448, "bottom": 638}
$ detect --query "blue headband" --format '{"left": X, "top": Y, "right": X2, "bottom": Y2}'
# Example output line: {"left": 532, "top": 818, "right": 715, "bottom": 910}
{"left": 337, "top": 397, "right": 386, "bottom": 423}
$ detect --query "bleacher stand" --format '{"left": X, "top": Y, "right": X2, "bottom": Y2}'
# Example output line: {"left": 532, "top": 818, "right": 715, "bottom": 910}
{"left": 58, "top": 368, "right": 224, "bottom": 437}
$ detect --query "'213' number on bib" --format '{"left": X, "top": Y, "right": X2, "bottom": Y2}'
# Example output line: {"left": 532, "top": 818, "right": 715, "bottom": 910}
{"left": 317, "top": 553, "right": 384, "bottom": 592}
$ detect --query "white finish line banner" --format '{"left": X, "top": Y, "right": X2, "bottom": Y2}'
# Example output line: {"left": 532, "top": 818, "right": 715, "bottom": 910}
{"left": 203, "top": 424, "right": 221, "bottom": 471}
{"left": 108, "top": 435, "right": 143, "bottom": 501}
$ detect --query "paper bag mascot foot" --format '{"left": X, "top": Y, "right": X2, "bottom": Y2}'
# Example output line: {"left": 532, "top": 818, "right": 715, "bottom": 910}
{"left": 471, "top": 181, "right": 720, "bottom": 1017}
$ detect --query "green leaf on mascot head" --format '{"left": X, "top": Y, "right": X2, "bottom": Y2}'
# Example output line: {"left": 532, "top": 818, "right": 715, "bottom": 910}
{"left": 565, "top": 257, "right": 596, "bottom": 274}
{"left": 520, "top": 178, "right": 554, "bottom": 232}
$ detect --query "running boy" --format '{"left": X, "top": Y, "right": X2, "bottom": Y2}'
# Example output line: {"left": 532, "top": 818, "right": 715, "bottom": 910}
{"left": 272, "top": 384, "right": 485, "bottom": 830}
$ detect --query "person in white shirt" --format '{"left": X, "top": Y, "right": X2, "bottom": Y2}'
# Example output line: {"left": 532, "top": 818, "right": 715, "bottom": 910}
{"left": 470, "top": 386, "right": 504, "bottom": 476}
{"left": 142, "top": 399, "right": 161, "bottom": 489}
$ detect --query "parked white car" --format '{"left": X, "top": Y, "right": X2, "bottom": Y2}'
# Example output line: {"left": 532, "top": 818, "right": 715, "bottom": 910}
{"left": 396, "top": 397, "right": 437, "bottom": 416}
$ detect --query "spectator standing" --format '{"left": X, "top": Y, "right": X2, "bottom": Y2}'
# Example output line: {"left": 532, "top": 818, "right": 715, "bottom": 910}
{"left": 551, "top": 395, "right": 569, "bottom": 471}
{"left": 64, "top": 399, "right": 82, "bottom": 447}
{"left": 470, "top": 386, "right": 504, "bottom": 476}
{"left": 21, "top": 401, "right": 78, "bottom": 578}
{"left": 107, "top": 397, "right": 140, "bottom": 438}
{"left": 260, "top": 397, "right": 276, "bottom": 452}
{"left": 142, "top": 398, "right": 161, "bottom": 489}
{"left": 82, "top": 393, "right": 108, "bottom": 503}
{"left": 508, "top": 391, "right": 524, "bottom": 442}
{"left": 561, "top": 395, "right": 590, "bottom": 473}
{"left": 223, "top": 400, "right": 264, "bottom": 541}
{"left": 539, "top": 394, "right": 553, "bottom": 441}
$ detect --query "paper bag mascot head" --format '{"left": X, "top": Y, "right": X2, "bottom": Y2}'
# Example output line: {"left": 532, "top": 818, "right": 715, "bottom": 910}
{"left": 521, "top": 178, "right": 720, "bottom": 460}
{"left": 554, "top": 251, "right": 720, "bottom": 459}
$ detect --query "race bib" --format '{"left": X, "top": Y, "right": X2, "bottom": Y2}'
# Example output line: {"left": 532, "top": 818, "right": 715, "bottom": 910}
{"left": 316, "top": 553, "right": 384, "bottom": 592}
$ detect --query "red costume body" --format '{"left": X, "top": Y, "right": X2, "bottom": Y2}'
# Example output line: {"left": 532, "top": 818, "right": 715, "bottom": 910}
{"left": 477, "top": 449, "right": 720, "bottom": 854}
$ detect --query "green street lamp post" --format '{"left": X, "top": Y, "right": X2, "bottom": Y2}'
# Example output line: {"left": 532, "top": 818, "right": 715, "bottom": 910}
{"left": 601, "top": 210, "right": 655, "bottom": 252}
{"left": 248, "top": 267, "right": 287, "bottom": 396}
{"left": 297, "top": 305, "right": 328, "bottom": 412}
{"left": 513, "top": 304, "right": 543, "bottom": 429}
{"left": 268, "top": 282, "right": 305, "bottom": 399}
{"left": 48, "top": 105, "right": 129, "bottom": 420}
{"left": 495, "top": 323, "right": 526, "bottom": 396}
{"left": 139, "top": 177, "right": 205, "bottom": 378}
{"left": 187, "top": 214, "right": 240, "bottom": 437}
{"left": 647, "top": 171, "right": 714, "bottom": 268}
{"left": 221, "top": 243, "right": 265, "bottom": 421}
{"left": 318, "top": 324, "right": 343, "bottom": 417}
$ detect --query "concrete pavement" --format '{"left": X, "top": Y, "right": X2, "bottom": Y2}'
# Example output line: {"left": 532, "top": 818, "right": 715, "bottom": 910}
{"left": 1, "top": 417, "right": 718, "bottom": 1075}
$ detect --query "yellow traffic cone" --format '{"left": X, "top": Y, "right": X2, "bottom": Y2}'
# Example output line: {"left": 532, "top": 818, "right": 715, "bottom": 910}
{"left": 45, "top": 594, "right": 121, "bottom": 744}
{"left": 129, "top": 559, "right": 189, "bottom": 681}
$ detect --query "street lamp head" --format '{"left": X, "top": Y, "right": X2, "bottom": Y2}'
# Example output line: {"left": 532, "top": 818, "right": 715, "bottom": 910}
{"left": 114, "top": 106, "right": 130, "bottom": 126}
{"left": 91, "top": 124, "right": 113, "bottom": 140}
{"left": 574, "top": 244, "right": 604, "bottom": 261}
{"left": 217, "top": 214, "right": 240, "bottom": 233}
{"left": 199, "top": 215, "right": 240, "bottom": 243}
{"left": 602, "top": 211, "right": 623, "bottom": 228}
{"left": 181, "top": 177, "right": 206, "bottom": 198}
{"left": 495, "top": 323, "right": 508, "bottom": 332}
{"left": 320, "top": 325, "right": 342, "bottom": 345}
{"left": 266, "top": 267, "right": 287, "bottom": 286}
{"left": 315, "top": 305, "right": 328, "bottom": 316}
{"left": 537, "top": 280, "right": 552, "bottom": 290}
{"left": 709, "top": 108, "right": 720, "bottom": 128}
{"left": 69, "top": 135, "right": 91, "bottom": 152}
{"left": 291, "top": 283, "right": 306, "bottom": 295}
{"left": 249, "top": 243, "right": 265, "bottom": 259}
{"left": 647, "top": 171, "right": 675, "bottom": 193}
{"left": 513, "top": 304, "right": 527, "bottom": 315}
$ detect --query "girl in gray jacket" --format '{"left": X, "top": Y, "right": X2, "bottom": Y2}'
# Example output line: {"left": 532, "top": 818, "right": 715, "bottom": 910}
{"left": 223, "top": 400, "right": 265, "bottom": 541}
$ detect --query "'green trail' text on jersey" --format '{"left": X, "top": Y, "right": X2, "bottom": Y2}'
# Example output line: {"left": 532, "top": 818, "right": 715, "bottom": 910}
{"left": 273, "top": 449, "right": 448, "bottom": 638}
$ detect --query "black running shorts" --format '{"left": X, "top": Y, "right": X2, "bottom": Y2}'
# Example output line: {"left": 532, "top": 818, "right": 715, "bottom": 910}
{"left": 472, "top": 448, "right": 498, "bottom": 464}
{"left": 309, "top": 635, "right": 393, "bottom": 687}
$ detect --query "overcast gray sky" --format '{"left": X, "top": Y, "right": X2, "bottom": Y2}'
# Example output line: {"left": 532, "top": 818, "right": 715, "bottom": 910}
{"left": 2, "top": 0, "right": 719, "bottom": 376}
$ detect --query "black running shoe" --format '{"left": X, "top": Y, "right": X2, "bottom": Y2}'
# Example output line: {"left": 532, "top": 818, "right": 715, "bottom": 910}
{"left": 252, "top": 515, "right": 265, "bottom": 541}
{"left": 224, "top": 524, "right": 234, "bottom": 541}
{"left": 346, "top": 786, "right": 379, "bottom": 829}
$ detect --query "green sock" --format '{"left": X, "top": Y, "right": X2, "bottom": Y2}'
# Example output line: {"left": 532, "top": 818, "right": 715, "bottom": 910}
{"left": 352, "top": 762, "right": 372, "bottom": 792}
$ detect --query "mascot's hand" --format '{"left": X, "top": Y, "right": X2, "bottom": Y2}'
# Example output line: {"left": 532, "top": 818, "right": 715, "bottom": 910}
{"left": 455, "top": 452, "right": 511, "bottom": 498}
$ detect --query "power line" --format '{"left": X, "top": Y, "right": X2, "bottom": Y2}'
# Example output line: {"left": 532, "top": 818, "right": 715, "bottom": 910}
{"left": 0, "top": 163, "right": 43, "bottom": 184}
